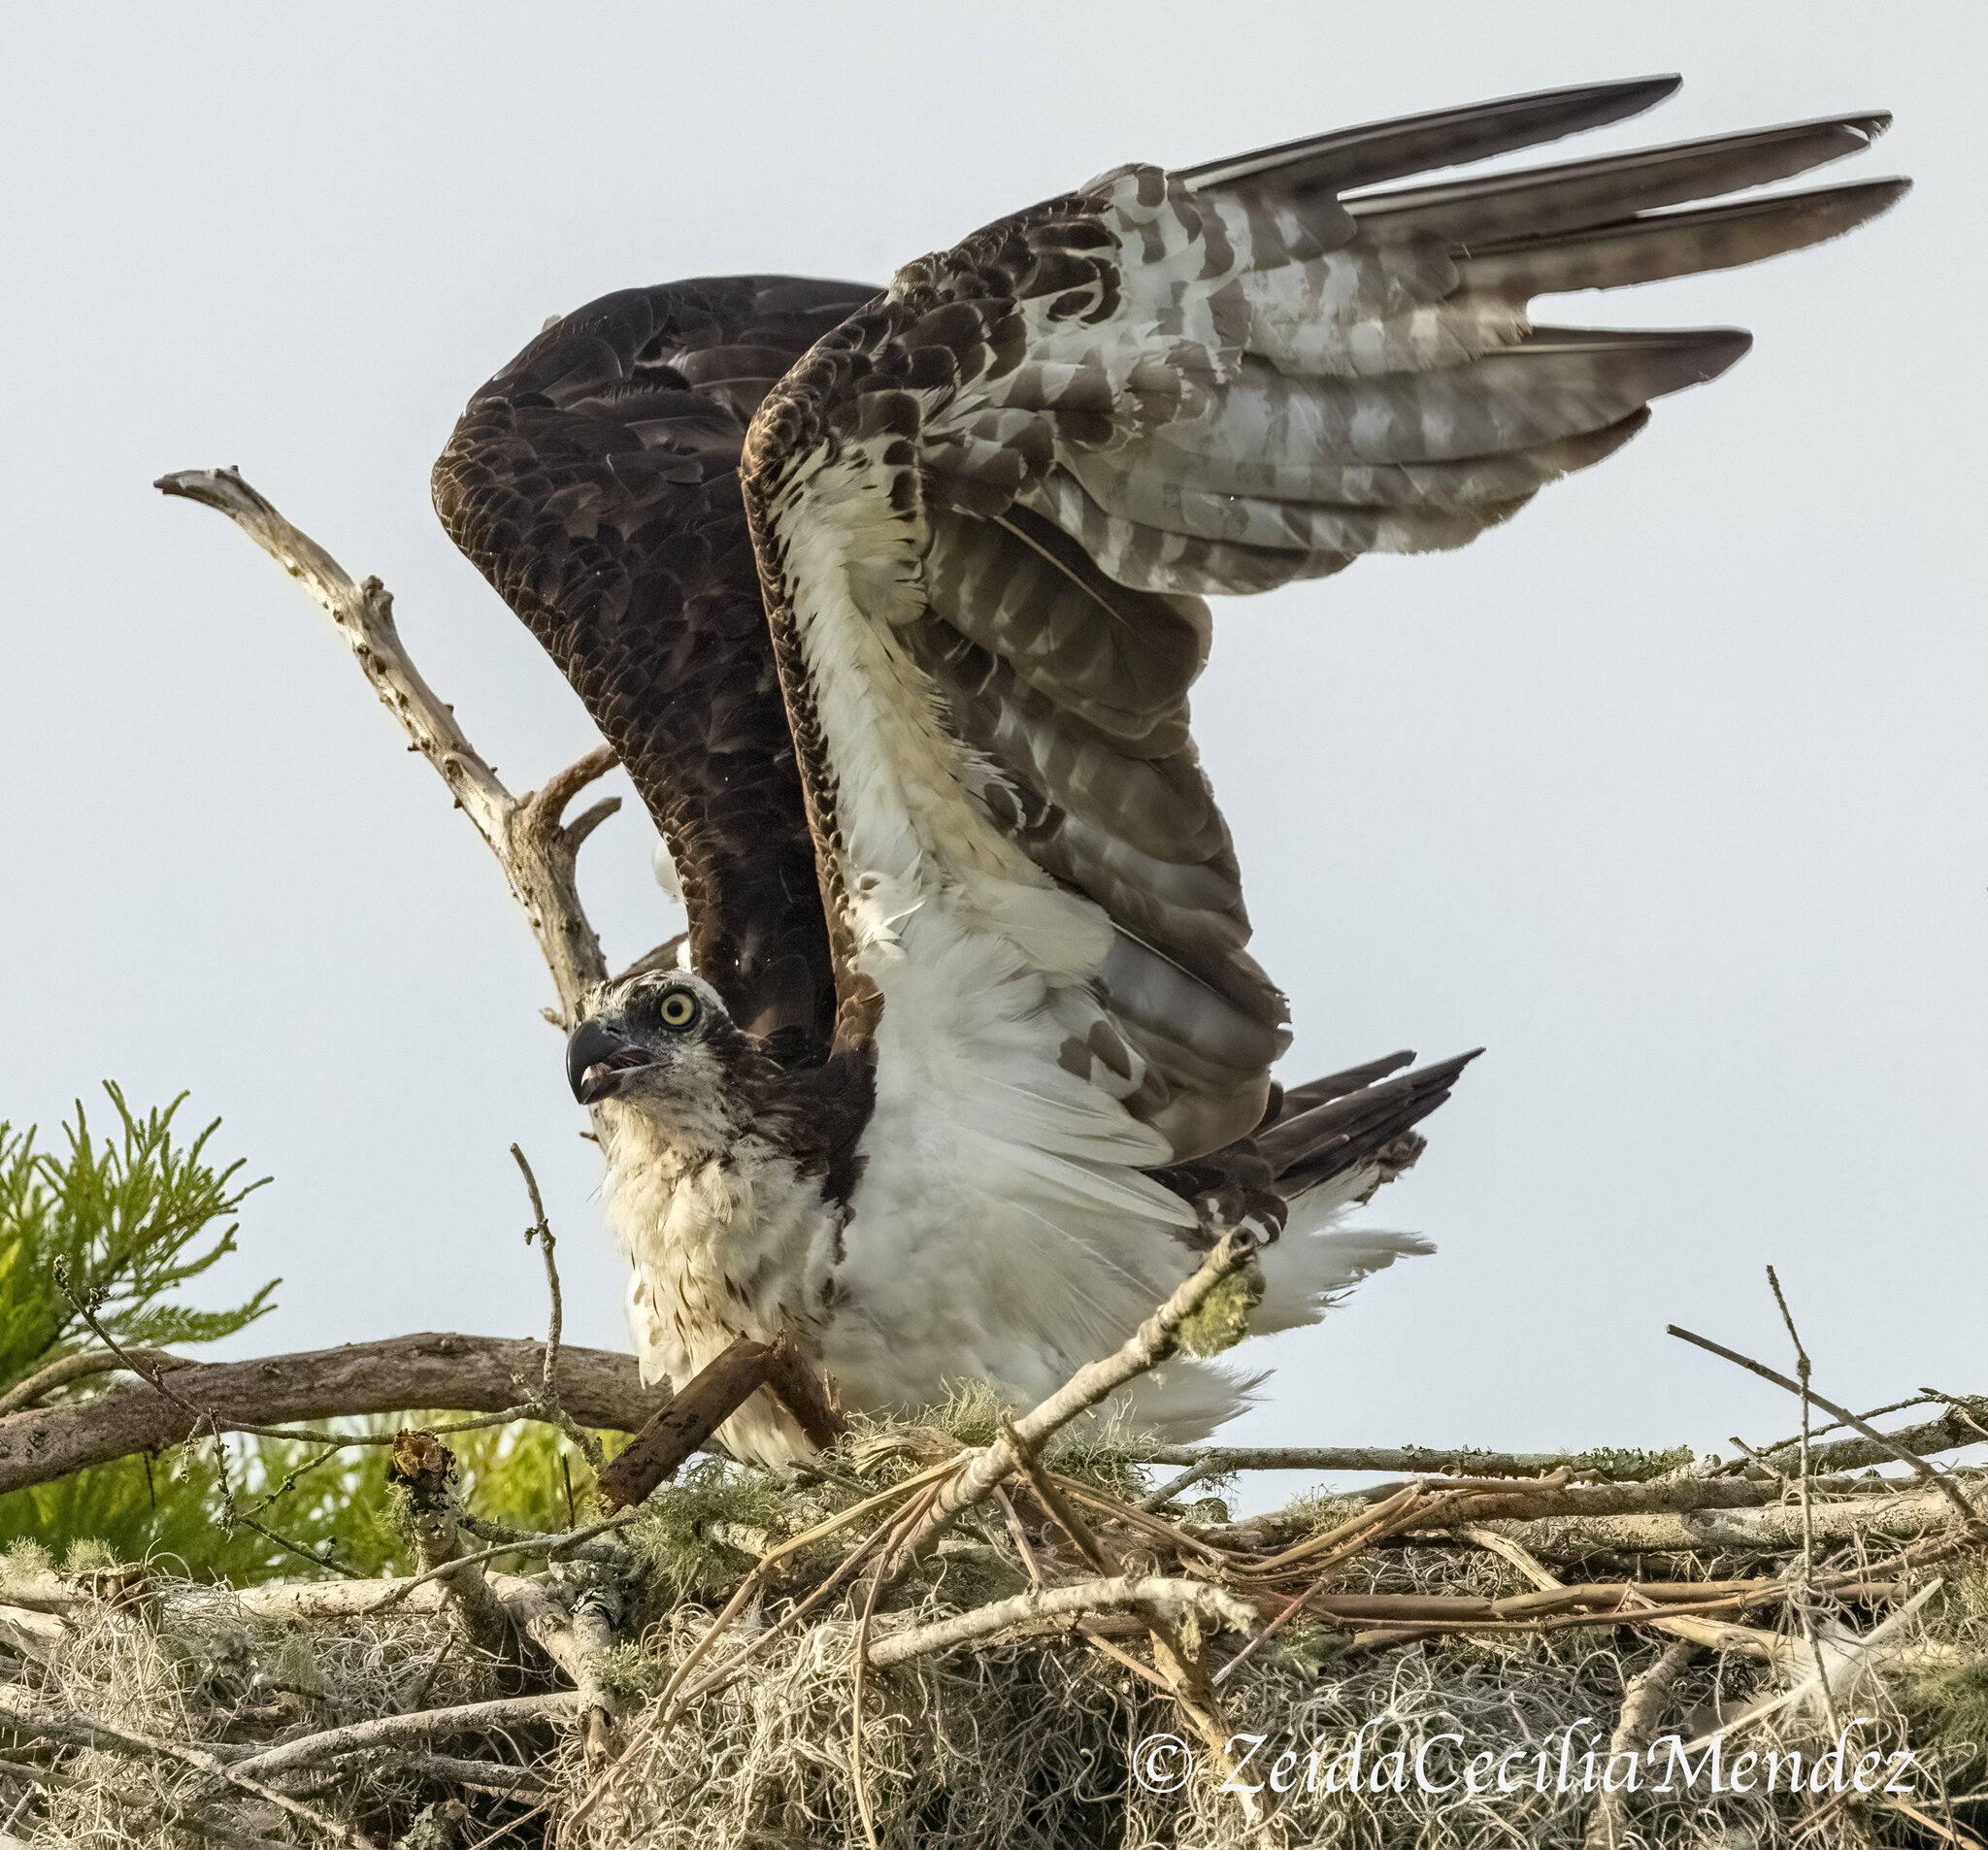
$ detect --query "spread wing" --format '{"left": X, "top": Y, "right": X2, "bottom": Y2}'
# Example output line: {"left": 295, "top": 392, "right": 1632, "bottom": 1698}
{"left": 433, "top": 275, "right": 875, "bottom": 1040}
{"left": 742, "top": 77, "right": 1905, "bottom": 1171}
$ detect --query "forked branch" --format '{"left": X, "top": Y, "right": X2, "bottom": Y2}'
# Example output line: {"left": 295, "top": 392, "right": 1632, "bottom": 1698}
{"left": 154, "top": 465, "right": 622, "bottom": 1027}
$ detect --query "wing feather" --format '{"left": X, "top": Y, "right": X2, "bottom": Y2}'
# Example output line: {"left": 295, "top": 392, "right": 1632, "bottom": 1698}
{"left": 740, "top": 79, "right": 1905, "bottom": 1172}
{"left": 1342, "top": 114, "right": 1891, "bottom": 241}
{"left": 433, "top": 276, "right": 876, "bottom": 1039}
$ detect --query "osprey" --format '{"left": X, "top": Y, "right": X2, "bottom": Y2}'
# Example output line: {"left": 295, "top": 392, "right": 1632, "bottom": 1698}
{"left": 434, "top": 78, "right": 1903, "bottom": 1466}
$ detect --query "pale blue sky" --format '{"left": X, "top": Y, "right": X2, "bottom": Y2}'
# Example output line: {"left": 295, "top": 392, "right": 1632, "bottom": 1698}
{"left": 4, "top": 4, "right": 1981, "bottom": 1487}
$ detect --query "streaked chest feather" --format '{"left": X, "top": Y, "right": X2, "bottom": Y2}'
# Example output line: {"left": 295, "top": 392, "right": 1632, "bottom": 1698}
{"left": 598, "top": 1106, "right": 839, "bottom": 1392}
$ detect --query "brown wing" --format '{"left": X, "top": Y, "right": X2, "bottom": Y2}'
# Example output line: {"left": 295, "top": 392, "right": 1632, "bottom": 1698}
{"left": 433, "top": 275, "right": 875, "bottom": 1041}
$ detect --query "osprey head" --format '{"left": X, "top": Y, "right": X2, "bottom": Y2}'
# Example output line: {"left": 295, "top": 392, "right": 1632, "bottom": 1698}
{"left": 566, "top": 971, "right": 736, "bottom": 1113}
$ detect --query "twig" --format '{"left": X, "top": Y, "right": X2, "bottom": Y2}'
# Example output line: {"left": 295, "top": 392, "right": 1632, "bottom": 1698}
{"left": 0, "top": 1346, "right": 185, "bottom": 1417}
{"left": 404, "top": 1633, "right": 457, "bottom": 1713}
{"left": 1668, "top": 1323, "right": 1988, "bottom": 1536}
{"left": 865, "top": 1576, "right": 1257, "bottom": 1668}
{"left": 1929, "top": 1389, "right": 1988, "bottom": 1444}
{"left": 1000, "top": 1418, "right": 1110, "bottom": 1577}
{"left": 595, "top": 1337, "right": 780, "bottom": 1509}
{"left": 0, "top": 1687, "right": 375, "bottom": 1849}
{"left": 1139, "top": 1454, "right": 1231, "bottom": 1510}
{"left": 849, "top": 1556, "right": 884, "bottom": 1850}
{"left": 362, "top": 1510, "right": 640, "bottom": 1616}
{"left": 154, "top": 466, "right": 625, "bottom": 1029}
{"left": 200, "top": 1418, "right": 361, "bottom": 1580}
{"left": 1725, "top": 1391, "right": 1952, "bottom": 1470}
{"left": 227, "top": 1692, "right": 579, "bottom": 1781}
{"left": 1887, "top": 1798, "right": 1988, "bottom": 1849}
{"left": 1767, "top": 1265, "right": 1845, "bottom": 1746}
{"left": 1675, "top": 1579, "right": 1944, "bottom": 1753}
{"left": 1238, "top": 1481, "right": 1438, "bottom": 1576}
{"left": 1044, "top": 1475, "right": 1234, "bottom": 1564}
{"left": 514, "top": 1145, "right": 562, "bottom": 1398}
{"left": 55, "top": 1266, "right": 215, "bottom": 1430}
{"left": 396, "top": 1752, "right": 548, "bottom": 1794}
{"left": 990, "top": 1484, "right": 1047, "bottom": 1580}
{"left": 1466, "top": 1487, "right": 1975, "bottom": 1559}
{"left": 684, "top": 1479, "right": 945, "bottom": 1708}
{"left": 1002, "top": 1418, "right": 1246, "bottom": 1792}
{"left": 1582, "top": 1641, "right": 1699, "bottom": 1850}
{"left": 891, "top": 1231, "right": 1256, "bottom": 1567}
{"left": 510, "top": 1142, "right": 604, "bottom": 1470}
{"left": 1460, "top": 1524, "right": 1793, "bottom": 1668}
{"left": 1727, "top": 1435, "right": 1794, "bottom": 1485}
{"left": 1072, "top": 1622, "right": 1176, "bottom": 1694}
{"left": 1136, "top": 1442, "right": 1681, "bottom": 1480}
{"left": 559, "top": 1466, "right": 965, "bottom": 1838}
{"left": 229, "top": 1507, "right": 359, "bottom": 1580}
{"left": 1209, "top": 1486, "right": 1465, "bottom": 1683}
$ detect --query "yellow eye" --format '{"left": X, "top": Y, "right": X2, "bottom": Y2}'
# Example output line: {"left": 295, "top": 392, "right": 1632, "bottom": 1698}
{"left": 658, "top": 990, "right": 699, "bottom": 1032}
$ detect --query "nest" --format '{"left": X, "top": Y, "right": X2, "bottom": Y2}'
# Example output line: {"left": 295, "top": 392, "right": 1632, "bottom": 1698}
{"left": 5, "top": 1246, "right": 1987, "bottom": 1849}
{"left": 4, "top": 1394, "right": 1987, "bottom": 1850}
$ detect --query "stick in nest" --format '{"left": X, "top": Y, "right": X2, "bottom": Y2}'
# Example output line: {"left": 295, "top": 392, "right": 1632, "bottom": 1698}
{"left": 0, "top": 1686, "right": 375, "bottom": 1850}
{"left": 1669, "top": 1321, "right": 1988, "bottom": 1538}
{"left": 1581, "top": 1640, "right": 1699, "bottom": 1850}
{"left": 888, "top": 1230, "right": 1257, "bottom": 1570}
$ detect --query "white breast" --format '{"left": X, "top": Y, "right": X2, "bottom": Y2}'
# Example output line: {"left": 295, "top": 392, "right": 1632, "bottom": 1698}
{"left": 599, "top": 1103, "right": 843, "bottom": 1465}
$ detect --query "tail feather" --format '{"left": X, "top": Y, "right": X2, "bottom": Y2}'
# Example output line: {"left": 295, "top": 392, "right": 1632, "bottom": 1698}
{"left": 1260, "top": 1047, "right": 1482, "bottom": 1199}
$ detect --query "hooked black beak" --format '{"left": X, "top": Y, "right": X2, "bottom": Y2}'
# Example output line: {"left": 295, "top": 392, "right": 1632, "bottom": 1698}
{"left": 567, "top": 1018, "right": 659, "bottom": 1106}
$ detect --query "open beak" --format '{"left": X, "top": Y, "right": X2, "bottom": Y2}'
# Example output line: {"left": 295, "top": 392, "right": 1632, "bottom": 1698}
{"left": 567, "top": 1019, "right": 659, "bottom": 1106}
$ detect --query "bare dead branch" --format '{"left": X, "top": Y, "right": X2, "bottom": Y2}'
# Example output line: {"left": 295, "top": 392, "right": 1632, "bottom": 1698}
{"left": 1583, "top": 1640, "right": 1699, "bottom": 1850}
{"left": 1137, "top": 1442, "right": 1678, "bottom": 1478}
{"left": 0, "top": 1685, "right": 375, "bottom": 1849}
{"left": 225, "top": 1692, "right": 580, "bottom": 1782}
{"left": 866, "top": 1576, "right": 1259, "bottom": 1669}
{"left": 1469, "top": 1480, "right": 1984, "bottom": 1557}
{"left": 391, "top": 1752, "right": 549, "bottom": 1794}
{"left": 1137, "top": 1415, "right": 1988, "bottom": 1489}
{"left": 1728, "top": 1391, "right": 1960, "bottom": 1470}
{"left": 892, "top": 1231, "right": 1256, "bottom": 1566}
{"left": 1461, "top": 1525, "right": 1802, "bottom": 1671}
{"left": 363, "top": 1509, "right": 639, "bottom": 1615}
{"left": 595, "top": 1338, "right": 779, "bottom": 1509}
{"left": 233, "top": 1576, "right": 451, "bottom": 1622}
{"left": 592, "top": 1331, "right": 838, "bottom": 1508}
{"left": 1763, "top": 1266, "right": 1847, "bottom": 1744}
{"left": 386, "top": 1432, "right": 510, "bottom": 1656}
{"left": 0, "top": 1333, "right": 667, "bottom": 1497}
{"left": 154, "top": 466, "right": 621, "bottom": 1028}
{"left": 1770, "top": 1403, "right": 1988, "bottom": 1476}
{"left": 1669, "top": 1322, "right": 1988, "bottom": 1537}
